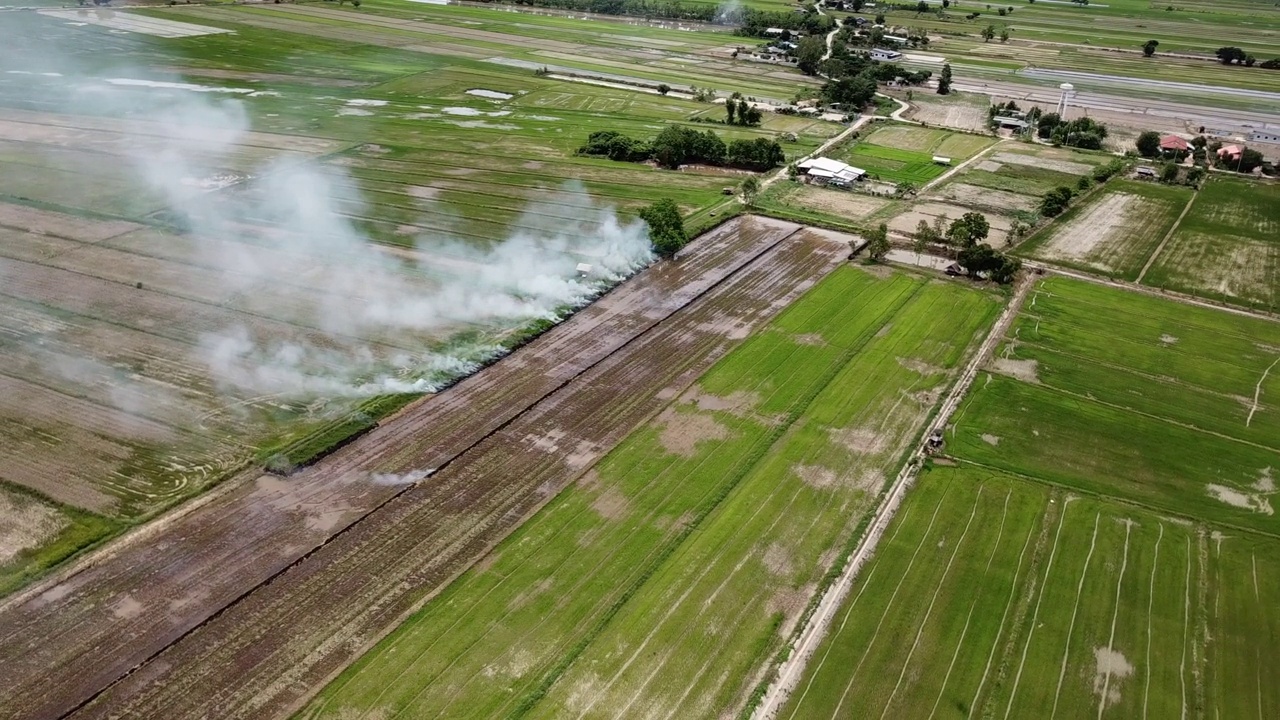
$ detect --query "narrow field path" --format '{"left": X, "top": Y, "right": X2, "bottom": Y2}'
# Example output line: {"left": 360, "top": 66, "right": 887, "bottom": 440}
{"left": 1004, "top": 497, "right": 1075, "bottom": 720}
{"left": 1050, "top": 512, "right": 1101, "bottom": 720}
{"left": 1096, "top": 519, "right": 1133, "bottom": 720}
{"left": 877, "top": 487, "right": 988, "bottom": 718}
{"left": 752, "top": 273, "right": 1036, "bottom": 720}
{"left": 1246, "top": 356, "right": 1279, "bottom": 427}
{"left": 1135, "top": 185, "right": 1199, "bottom": 284}
{"left": 1142, "top": 523, "right": 1164, "bottom": 720}
{"left": 919, "top": 140, "right": 1006, "bottom": 193}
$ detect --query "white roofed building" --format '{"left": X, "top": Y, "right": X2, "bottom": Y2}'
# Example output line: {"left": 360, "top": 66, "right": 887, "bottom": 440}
{"left": 797, "top": 157, "right": 866, "bottom": 187}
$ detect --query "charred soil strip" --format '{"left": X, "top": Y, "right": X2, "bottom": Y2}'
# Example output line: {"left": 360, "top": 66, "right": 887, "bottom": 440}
{"left": 65, "top": 228, "right": 849, "bottom": 720}
{"left": 0, "top": 217, "right": 806, "bottom": 720}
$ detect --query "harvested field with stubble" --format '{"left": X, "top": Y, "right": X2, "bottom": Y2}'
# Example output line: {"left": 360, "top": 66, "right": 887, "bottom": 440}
{"left": 1024, "top": 180, "right": 1193, "bottom": 279}
{"left": 1140, "top": 176, "right": 1280, "bottom": 310}
{"left": 301, "top": 267, "right": 1003, "bottom": 720}
{"left": 778, "top": 276, "right": 1280, "bottom": 720}
{"left": 0, "top": 218, "right": 853, "bottom": 720}
{"left": 903, "top": 93, "right": 991, "bottom": 133}
{"left": 888, "top": 202, "right": 1013, "bottom": 237}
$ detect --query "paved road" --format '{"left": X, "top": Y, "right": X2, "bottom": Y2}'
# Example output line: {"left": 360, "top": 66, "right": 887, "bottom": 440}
{"left": 952, "top": 78, "right": 1280, "bottom": 134}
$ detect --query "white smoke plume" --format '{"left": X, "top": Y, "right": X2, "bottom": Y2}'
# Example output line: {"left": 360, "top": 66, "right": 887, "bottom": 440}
{"left": 1, "top": 19, "right": 654, "bottom": 400}
{"left": 714, "top": 0, "right": 746, "bottom": 25}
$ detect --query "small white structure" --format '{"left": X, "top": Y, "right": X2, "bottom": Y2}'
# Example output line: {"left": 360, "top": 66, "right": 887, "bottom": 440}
{"left": 576, "top": 263, "right": 593, "bottom": 276}
{"left": 932, "top": 156, "right": 951, "bottom": 165}
{"left": 870, "top": 48, "right": 903, "bottom": 61}
{"left": 883, "top": 34, "right": 909, "bottom": 44}
{"left": 763, "top": 27, "right": 786, "bottom": 36}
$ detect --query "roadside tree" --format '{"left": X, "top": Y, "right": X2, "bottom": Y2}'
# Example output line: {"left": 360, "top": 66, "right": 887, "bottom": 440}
{"left": 1136, "top": 130, "right": 1161, "bottom": 157}
{"left": 866, "top": 223, "right": 891, "bottom": 261}
{"left": 740, "top": 176, "right": 761, "bottom": 207}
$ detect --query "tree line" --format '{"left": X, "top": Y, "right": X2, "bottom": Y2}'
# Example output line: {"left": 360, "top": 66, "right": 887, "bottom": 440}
{"left": 578, "top": 125, "right": 786, "bottom": 171}
{"left": 735, "top": 8, "right": 836, "bottom": 37}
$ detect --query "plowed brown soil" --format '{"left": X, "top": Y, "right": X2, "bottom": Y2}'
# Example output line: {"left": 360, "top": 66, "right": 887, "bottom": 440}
{"left": 0, "top": 217, "right": 843, "bottom": 720}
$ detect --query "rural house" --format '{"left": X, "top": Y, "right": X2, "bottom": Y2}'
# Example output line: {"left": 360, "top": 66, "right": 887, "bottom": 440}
{"left": 1159, "top": 135, "right": 1190, "bottom": 155}
{"left": 797, "top": 157, "right": 866, "bottom": 188}
{"left": 870, "top": 48, "right": 903, "bottom": 61}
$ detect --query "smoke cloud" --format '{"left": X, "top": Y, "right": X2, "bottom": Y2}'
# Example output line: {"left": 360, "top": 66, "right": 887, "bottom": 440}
{"left": 1, "top": 16, "right": 654, "bottom": 402}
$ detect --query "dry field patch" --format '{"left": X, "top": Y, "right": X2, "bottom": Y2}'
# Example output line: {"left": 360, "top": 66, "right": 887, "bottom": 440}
{"left": 991, "top": 150, "right": 1094, "bottom": 176}
{"left": 0, "top": 489, "right": 68, "bottom": 565}
{"left": 790, "top": 186, "right": 890, "bottom": 219}
{"left": 933, "top": 182, "right": 1038, "bottom": 213}
{"left": 908, "top": 99, "right": 988, "bottom": 132}
{"left": 1034, "top": 192, "right": 1157, "bottom": 273}
{"left": 889, "top": 202, "right": 1012, "bottom": 236}
{"left": 1147, "top": 232, "right": 1278, "bottom": 307}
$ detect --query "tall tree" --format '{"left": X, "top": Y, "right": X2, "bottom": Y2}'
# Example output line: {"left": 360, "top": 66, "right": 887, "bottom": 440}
{"left": 740, "top": 176, "right": 761, "bottom": 207}
{"left": 640, "top": 199, "right": 687, "bottom": 257}
{"left": 1141, "top": 39, "right": 1159, "bottom": 57}
{"left": 796, "top": 37, "right": 826, "bottom": 76}
{"left": 937, "top": 62, "right": 952, "bottom": 94}
{"left": 982, "top": 24, "right": 995, "bottom": 41}
{"left": 1135, "top": 130, "right": 1161, "bottom": 157}
{"left": 725, "top": 99, "right": 737, "bottom": 125}
{"left": 866, "top": 223, "right": 891, "bottom": 262}
{"left": 1215, "top": 46, "right": 1246, "bottom": 64}
{"left": 999, "top": 27, "right": 1009, "bottom": 42}
{"left": 947, "top": 212, "right": 990, "bottom": 247}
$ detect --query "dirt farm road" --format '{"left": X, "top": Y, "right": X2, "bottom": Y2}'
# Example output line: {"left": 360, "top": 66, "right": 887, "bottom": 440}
{"left": 0, "top": 218, "right": 852, "bottom": 720}
{"left": 751, "top": 272, "right": 1036, "bottom": 719}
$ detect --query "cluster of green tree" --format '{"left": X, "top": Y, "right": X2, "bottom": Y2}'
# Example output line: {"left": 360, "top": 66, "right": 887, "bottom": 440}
{"left": 1134, "top": 130, "right": 1205, "bottom": 161}
{"left": 1152, "top": 163, "right": 1205, "bottom": 186}
{"left": 1036, "top": 114, "right": 1108, "bottom": 150}
{"left": 639, "top": 198, "right": 688, "bottom": 256}
{"left": 725, "top": 95, "right": 763, "bottom": 126}
{"left": 903, "top": 211, "right": 1019, "bottom": 282}
{"left": 1091, "top": 157, "right": 1127, "bottom": 182}
{"left": 1215, "top": 47, "right": 1258, "bottom": 66}
{"left": 1212, "top": 47, "right": 1280, "bottom": 68}
{"left": 980, "top": 23, "right": 1010, "bottom": 42}
{"left": 735, "top": 9, "right": 835, "bottom": 38}
{"left": 578, "top": 125, "right": 785, "bottom": 171}
{"left": 1209, "top": 142, "right": 1267, "bottom": 173}
{"left": 957, "top": 244, "right": 1021, "bottom": 283}
{"left": 1039, "top": 185, "right": 1076, "bottom": 217}
{"left": 473, "top": 0, "right": 722, "bottom": 22}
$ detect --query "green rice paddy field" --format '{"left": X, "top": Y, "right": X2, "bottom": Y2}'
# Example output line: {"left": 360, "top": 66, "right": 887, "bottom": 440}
{"left": 782, "top": 276, "right": 1280, "bottom": 719}
{"left": 300, "top": 266, "right": 1004, "bottom": 720}
{"left": 1141, "top": 176, "right": 1280, "bottom": 311}
{"left": 841, "top": 124, "right": 993, "bottom": 185}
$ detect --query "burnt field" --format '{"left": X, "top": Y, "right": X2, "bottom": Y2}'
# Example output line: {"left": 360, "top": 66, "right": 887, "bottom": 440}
{"left": 0, "top": 217, "right": 853, "bottom": 720}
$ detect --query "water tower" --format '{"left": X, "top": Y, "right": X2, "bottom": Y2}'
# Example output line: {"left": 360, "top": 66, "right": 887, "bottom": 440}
{"left": 1056, "top": 83, "right": 1075, "bottom": 116}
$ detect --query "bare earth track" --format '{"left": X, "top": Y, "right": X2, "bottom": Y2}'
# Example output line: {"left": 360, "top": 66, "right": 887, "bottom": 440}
{"left": 0, "top": 217, "right": 848, "bottom": 720}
